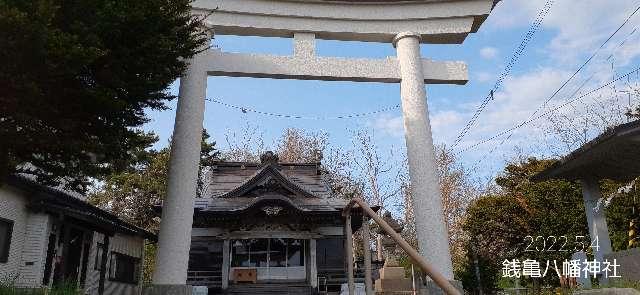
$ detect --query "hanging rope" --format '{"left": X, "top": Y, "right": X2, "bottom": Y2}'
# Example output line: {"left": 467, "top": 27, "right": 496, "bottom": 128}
{"left": 206, "top": 98, "right": 400, "bottom": 120}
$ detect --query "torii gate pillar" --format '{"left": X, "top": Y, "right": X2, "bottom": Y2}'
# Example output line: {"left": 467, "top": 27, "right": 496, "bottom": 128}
{"left": 395, "top": 32, "right": 454, "bottom": 279}
{"left": 151, "top": 32, "right": 210, "bottom": 287}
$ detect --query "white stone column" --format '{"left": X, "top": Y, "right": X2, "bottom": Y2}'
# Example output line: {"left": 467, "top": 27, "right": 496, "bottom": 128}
{"left": 581, "top": 179, "right": 613, "bottom": 262}
{"left": 393, "top": 32, "right": 454, "bottom": 279}
{"left": 152, "top": 36, "right": 210, "bottom": 285}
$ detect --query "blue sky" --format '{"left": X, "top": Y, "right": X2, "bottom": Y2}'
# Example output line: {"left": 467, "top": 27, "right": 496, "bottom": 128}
{"left": 144, "top": 0, "right": 640, "bottom": 181}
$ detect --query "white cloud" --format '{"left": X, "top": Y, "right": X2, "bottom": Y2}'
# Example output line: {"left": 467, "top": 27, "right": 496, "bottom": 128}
{"left": 430, "top": 110, "right": 464, "bottom": 143}
{"left": 480, "top": 47, "right": 499, "bottom": 59}
{"left": 429, "top": 68, "right": 570, "bottom": 161}
{"left": 370, "top": 114, "right": 404, "bottom": 137}
{"left": 475, "top": 71, "right": 494, "bottom": 83}
{"left": 421, "top": 0, "right": 640, "bottom": 176}
{"left": 481, "top": 68, "right": 568, "bottom": 132}
{"left": 371, "top": 109, "right": 465, "bottom": 141}
{"left": 487, "top": 0, "right": 640, "bottom": 64}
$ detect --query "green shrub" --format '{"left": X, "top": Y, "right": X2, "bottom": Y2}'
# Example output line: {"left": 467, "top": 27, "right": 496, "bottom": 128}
{"left": 0, "top": 276, "right": 81, "bottom": 295}
{"left": 49, "top": 281, "right": 81, "bottom": 295}
{"left": 0, "top": 274, "right": 20, "bottom": 295}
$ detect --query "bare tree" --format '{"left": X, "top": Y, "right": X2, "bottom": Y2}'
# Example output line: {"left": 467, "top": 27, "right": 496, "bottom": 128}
{"left": 400, "top": 145, "right": 479, "bottom": 270}
{"left": 222, "top": 121, "right": 266, "bottom": 162}
{"left": 322, "top": 147, "right": 364, "bottom": 199}
{"left": 276, "top": 128, "right": 328, "bottom": 163}
{"left": 545, "top": 67, "right": 640, "bottom": 152}
{"left": 349, "top": 129, "right": 405, "bottom": 259}
{"left": 351, "top": 129, "right": 402, "bottom": 208}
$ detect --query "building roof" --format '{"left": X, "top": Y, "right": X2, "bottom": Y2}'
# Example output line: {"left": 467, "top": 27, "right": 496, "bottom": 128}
{"left": 6, "top": 174, "right": 156, "bottom": 240}
{"left": 196, "top": 152, "right": 347, "bottom": 213}
{"left": 533, "top": 119, "right": 640, "bottom": 182}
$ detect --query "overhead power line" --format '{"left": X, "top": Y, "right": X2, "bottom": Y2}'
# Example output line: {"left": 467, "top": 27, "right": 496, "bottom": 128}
{"left": 462, "top": 4, "right": 640, "bottom": 167}
{"left": 206, "top": 98, "right": 400, "bottom": 120}
{"left": 471, "top": 22, "right": 640, "bottom": 170}
{"left": 451, "top": 0, "right": 555, "bottom": 148}
{"left": 457, "top": 64, "right": 640, "bottom": 155}
{"left": 528, "top": 4, "right": 640, "bottom": 121}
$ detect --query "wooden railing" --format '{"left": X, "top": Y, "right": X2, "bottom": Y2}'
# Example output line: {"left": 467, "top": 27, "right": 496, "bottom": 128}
{"left": 343, "top": 198, "right": 462, "bottom": 295}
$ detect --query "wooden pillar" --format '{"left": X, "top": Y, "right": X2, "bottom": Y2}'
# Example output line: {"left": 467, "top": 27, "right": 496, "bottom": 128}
{"left": 44, "top": 220, "right": 62, "bottom": 287}
{"left": 138, "top": 240, "right": 146, "bottom": 291}
{"left": 345, "top": 214, "right": 355, "bottom": 295}
{"left": 222, "top": 239, "right": 230, "bottom": 289}
{"left": 362, "top": 216, "right": 374, "bottom": 295}
{"left": 376, "top": 235, "right": 384, "bottom": 261}
{"left": 60, "top": 225, "right": 71, "bottom": 281}
{"left": 98, "top": 234, "right": 110, "bottom": 295}
{"left": 310, "top": 239, "right": 318, "bottom": 289}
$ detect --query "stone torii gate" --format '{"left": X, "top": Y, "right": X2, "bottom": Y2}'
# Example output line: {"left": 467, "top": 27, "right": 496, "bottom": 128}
{"left": 151, "top": 0, "right": 499, "bottom": 292}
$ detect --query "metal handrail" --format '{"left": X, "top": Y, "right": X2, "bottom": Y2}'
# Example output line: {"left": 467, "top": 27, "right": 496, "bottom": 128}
{"left": 343, "top": 198, "right": 462, "bottom": 295}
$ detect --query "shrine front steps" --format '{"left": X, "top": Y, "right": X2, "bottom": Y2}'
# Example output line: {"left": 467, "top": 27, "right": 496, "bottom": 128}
{"left": 224, "top": 283, "right": 313, "bottom": 295}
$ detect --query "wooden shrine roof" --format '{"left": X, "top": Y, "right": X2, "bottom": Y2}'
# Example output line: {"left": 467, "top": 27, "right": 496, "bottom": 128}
{"left": 196, "top": 152, "right": 347, "bottom": 214}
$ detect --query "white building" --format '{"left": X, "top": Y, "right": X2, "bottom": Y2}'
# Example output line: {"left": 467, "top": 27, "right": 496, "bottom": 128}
{"left": 0, "top": 174, "right": 155, "bottom": 295}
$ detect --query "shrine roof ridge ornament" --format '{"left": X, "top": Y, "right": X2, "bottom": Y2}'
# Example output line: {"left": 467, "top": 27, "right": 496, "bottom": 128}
{"left": 260, "top": 150, "right": 279, "bottom": 166}
{"left": 193, "top": 0, "right": 497, "bottom": 44}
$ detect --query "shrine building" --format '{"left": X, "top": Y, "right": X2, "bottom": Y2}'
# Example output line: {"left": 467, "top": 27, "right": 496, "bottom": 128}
{"left": 158, "top": 152, "right": 372, "bottom": 293}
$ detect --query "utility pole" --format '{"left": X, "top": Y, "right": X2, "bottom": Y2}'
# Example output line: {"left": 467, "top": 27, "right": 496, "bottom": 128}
{"left": 471, "top": 238, "right": 483, "bottom": 295}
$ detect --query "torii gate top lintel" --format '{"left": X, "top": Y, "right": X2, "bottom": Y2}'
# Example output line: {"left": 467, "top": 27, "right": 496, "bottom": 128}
{"left": 194, "top": 0, "right": 496, "bottom": 44}
{"left": 191, "top": 0, "right": 497, "bottom": 84}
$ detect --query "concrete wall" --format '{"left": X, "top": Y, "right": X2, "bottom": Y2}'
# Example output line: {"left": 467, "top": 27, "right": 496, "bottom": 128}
{"left": 604, "top": 247, "right": 640, "bottom": 282}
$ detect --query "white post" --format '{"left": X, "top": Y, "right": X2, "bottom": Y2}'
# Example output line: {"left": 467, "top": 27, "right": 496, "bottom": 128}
{"left": 294, "top": 32, "right": 316, "bottom": 58}
{"left": 152, "top": 34, "right": 210, "bottom": 285}
{"left": 581, "top": 179, "right": 613, "bottom": 261}
{"left": 362, "top": 217, "right": 374, "bottom": 295}
{"left": 393, "top": 32, "right": 454, "bottom": 279}
{"left": 345, "top": 214, "right": 355, "bottom": 295}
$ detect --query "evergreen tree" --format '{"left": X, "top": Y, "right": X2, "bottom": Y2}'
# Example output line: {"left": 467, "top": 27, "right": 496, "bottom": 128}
{"left": 459, "top": 158, "right": 638, "bottom": 292}
{"left": 89, "top": 130, "right": 217, "bottom": 231}
{"left": 459, "top": 158, "right": 588, "bottom": 291}
{"left": 89, "top": 130, "right": 217, "bottom": 283}
{"left": 0, "top": 0, "right": 209, "bottom": 191}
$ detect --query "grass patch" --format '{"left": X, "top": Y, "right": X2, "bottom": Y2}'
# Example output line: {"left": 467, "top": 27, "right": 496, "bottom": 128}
{"left": 0, "top": 277, "right": 81, "bottom": 295}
